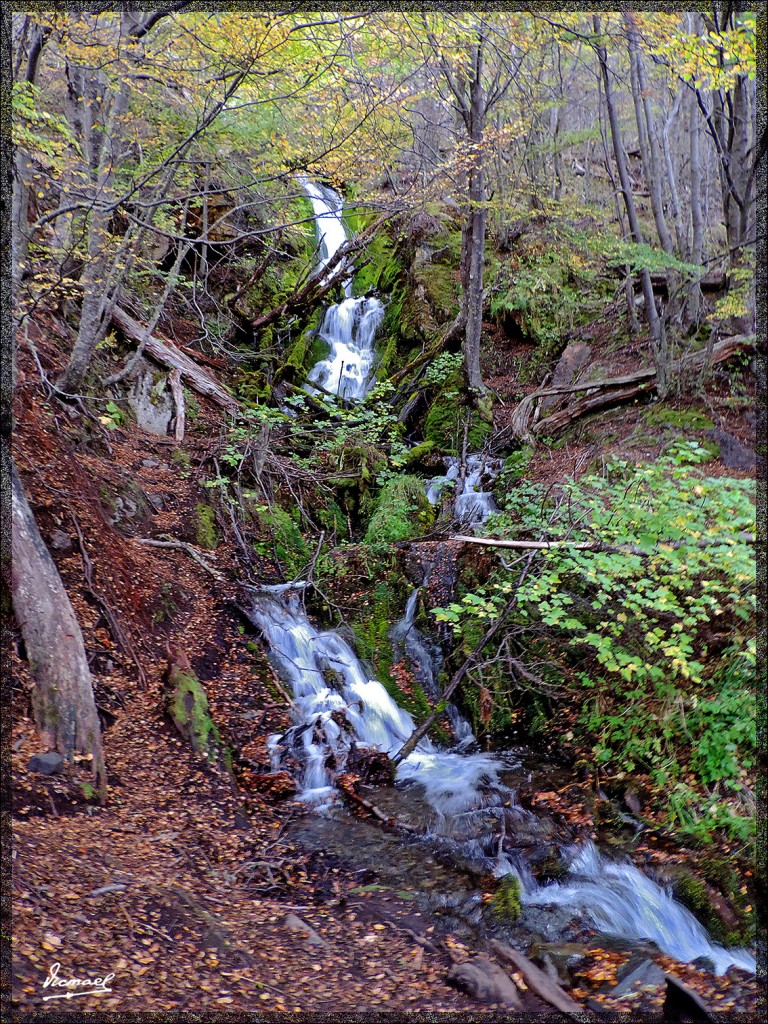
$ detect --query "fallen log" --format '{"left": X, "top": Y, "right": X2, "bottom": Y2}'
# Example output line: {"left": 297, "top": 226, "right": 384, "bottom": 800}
{"left": 111, "top": 305, "right": 239, "bottom": 413}
{"left": 450, "top": 532, "right": 755, "bottom": 554}
{"left": 508, "top": 334, "right": 755, "bottom": 444}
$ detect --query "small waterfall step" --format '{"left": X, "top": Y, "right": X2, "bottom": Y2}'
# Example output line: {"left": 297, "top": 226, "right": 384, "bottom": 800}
{"left": 427, "top": 454, "right": 502, "bottom": 527}
{"left": 247, "top": 587, "right": 755, "bottom": 977}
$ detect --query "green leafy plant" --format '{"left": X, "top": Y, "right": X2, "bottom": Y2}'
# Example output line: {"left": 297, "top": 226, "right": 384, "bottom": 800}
{"left": 434, "top": 442, "right": 756, "bottom": 842}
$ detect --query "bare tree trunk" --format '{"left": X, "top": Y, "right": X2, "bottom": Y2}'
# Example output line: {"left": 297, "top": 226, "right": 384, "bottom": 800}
{"left": 462, "top": 37, "right": 488, "bottom": 401}
{"left": 10, "top": 453, "right": 107, "bottom": 799}
{"left": 594, "top": 16, "right": 667, "bottom": 398}
{"left": 625, "top": 12, "right": 675, "bottom": 255}
{"left": 662, "top": 85, "right": 687, "bottom": 255}
{"left": 688, "top": 73, "right": 705, "bottom": 323}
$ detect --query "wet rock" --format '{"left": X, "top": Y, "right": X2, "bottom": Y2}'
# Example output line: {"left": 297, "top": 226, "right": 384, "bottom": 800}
{"left": 612, "top": 958, "right": 666, "bottom": 997}
{"left": 48, "top": 529, "right": 73, "bottom": 552}
{"left": 663, "top": 972, "right": 716, "bottom": 1021}
{"left": 705, "top": 428, "right": 755, "bottom": 470}
{"left": 446, "top": 958, "right": 522, "bottom": 1008}
{"left": 530, "top": 941, "right": 590, "bottom": 984}
{"left": 27, "top": 752, "right": 64, "bottom": 776}
{"left": 283, "top": 912, "right": 329, "bottom": 948}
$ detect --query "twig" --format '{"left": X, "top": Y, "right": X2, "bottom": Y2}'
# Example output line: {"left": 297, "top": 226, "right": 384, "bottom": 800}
{"left": 136, "top": 537, "right": 226, "bottom": 581}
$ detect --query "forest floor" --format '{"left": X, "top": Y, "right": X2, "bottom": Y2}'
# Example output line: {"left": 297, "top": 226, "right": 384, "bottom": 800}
{"left": 8, "top": 311, "right": 762, "bottom": 1017}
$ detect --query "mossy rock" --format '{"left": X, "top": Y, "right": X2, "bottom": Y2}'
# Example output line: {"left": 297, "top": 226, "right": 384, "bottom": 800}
{"left": 402, "top": 439, "right": 436, "bottom": 467}
{"left": 194, "top": 504, "right": 219, "bottom": 550}
{"left": 364, "top": 475, "right": 435, "bottom": 544}
{"left": 493, "top": 874, "right": 522, "bottom": 922}
{"left": 672, "top": 865, "right": 754, "bottom": 946}
{"left": 165, "top": 661, "right": 221, "bottom": 761}
{"left": 423, "top": 386, "right": 493, "bottom": 455}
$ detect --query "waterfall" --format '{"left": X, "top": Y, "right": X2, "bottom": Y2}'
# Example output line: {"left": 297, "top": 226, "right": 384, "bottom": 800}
{"left": 520, "top": 844, "right": 757, "bottom": 976}
{"left": 245, "top": 591, "right": 505, "bottom": 818}
{"left": 301, "top": 179, "right": 384, "bottom": 400}
{"left": 427, "top": 454, "right": 502, "bottom": 526}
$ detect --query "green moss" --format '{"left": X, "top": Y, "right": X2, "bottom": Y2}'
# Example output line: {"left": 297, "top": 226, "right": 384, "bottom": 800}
{"left": 493, "top": 874, "right": 522, "bottom": 922}
{"left": 644, "top": 405, "right": 716, "bottom": 431}
{"left": 402, "top": 440, "right": 436, "bottom": 466}
{"left": 501, "top": 448, "right": 533, "bottom": 483}
{"left": 419, "top": 261, "right": 460, "bottom": 319}
{"left": 194, "top": 504, "right": 219, "bottom": 550}
{"left": 364, "top": 475, "right": 435, "bottom": 544}
{"left": 166, "top": 668, "right": 221, "bottom": 761}
{"left": 253, "top": 503, "right": 310, "bottom": 576}
{"left": 424, "top": 398, "right": 463, "bottom": 454}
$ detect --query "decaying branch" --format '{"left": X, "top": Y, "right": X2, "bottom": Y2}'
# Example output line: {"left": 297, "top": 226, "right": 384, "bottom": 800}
{"left": 111, "top": 305, "right": 239, "bottom": 413}
{"left": 450, "top": 532, "right": 755, "bottom": 554}
{"left": 167, "top": 368, "right": 185, "bottom": 441}
{"left": 136, "top": 536, "right": 226, "bottom": 581}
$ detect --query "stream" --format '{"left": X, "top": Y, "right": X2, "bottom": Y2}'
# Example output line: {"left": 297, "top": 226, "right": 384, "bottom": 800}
{"left": 248, "top": 182, "right": 756, "bottom": 981}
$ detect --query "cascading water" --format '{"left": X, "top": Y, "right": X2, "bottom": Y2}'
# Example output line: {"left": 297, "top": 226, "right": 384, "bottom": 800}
{"left": 301, "top": 179, "right": 384, "bottom": 400}
{"left": 427, "top": 454, "right": 502, "bottom": 526}
{"left": 390, "top": 586, "right": 473, "bottom": 748}
{"left": 245, "top": 591, "right": 506, "bottom": 820}
{"left": 520, "top": 844, "right": 757, "bottom": 977}
{"left": 246, "top": 588, "right": 755, "bottom": 976}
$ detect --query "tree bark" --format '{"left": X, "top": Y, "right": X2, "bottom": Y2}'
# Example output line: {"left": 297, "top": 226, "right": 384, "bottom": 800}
{"left": 463, "top": 37, "right": 488, "bottom": 400}
{"left": 688, "top": 68, "right": 705, "bottom": 323}
{"left": 10, "top": 453, "right": 107, "bottom": 800}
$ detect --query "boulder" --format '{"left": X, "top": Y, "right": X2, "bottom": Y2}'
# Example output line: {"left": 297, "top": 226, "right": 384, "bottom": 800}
{"left": 27, "top": 752, "right": 65, "bottom": 775}
{"left": 706, "top": 428, "right": 755, "bottom": 471}
{"left": 446, "top": 958, "right": 522, "bottom": 1008}
{"left": 48, "top": 529, "right": 73, "bottom": 553}
{"left": 283, "top": 913, "right": 329, "bottom": 949}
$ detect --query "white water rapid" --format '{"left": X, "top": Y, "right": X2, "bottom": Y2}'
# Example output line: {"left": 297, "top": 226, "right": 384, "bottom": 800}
{"left": 389, "top": 586, "right": 474, "bottom": 748}
{"left": 301, "top": 180, "right": 384, "bottom": 400}
{"left": 246, "top": 589, "right": 755, "bottom": 977}
{"left": 246, "top": 591, "right": 504, "bottom": 818}
{"left": 521, "top": 844, "right": 757, "bottom": 976}
{"left": 427, "top": 454, "right": 502, "bottom": 526}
